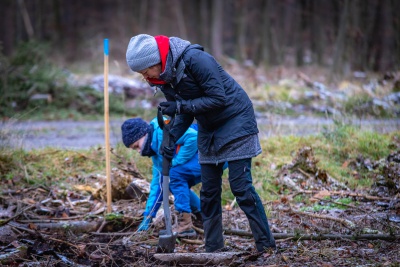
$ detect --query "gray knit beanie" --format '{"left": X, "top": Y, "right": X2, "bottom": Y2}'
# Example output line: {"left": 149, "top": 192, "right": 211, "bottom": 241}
{"left": 121, "top": 118, "right": 150, "bottom": 148}
{"left": 126, "top": 34, "right": 161, "bottom": 72}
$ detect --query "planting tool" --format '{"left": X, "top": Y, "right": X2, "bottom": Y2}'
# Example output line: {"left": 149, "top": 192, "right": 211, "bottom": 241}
{"left": 156, "top": 107, "right": 177, "bottom": 253}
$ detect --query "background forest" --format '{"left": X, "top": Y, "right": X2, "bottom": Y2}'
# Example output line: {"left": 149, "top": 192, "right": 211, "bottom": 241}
{"left": 1, "top": 0, "right": 399, "bottom": 74}
{"left": 0, "top": 1, "right": 400, "bottom": 266}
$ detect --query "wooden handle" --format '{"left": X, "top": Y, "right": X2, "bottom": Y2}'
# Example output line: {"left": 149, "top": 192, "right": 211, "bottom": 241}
{"left": 104, "top": 39, "right": 112, "bottom": 213}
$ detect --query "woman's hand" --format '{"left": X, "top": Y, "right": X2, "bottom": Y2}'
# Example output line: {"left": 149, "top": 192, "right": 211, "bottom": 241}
{"left": 159, "top": 101, "right": 177, "bottom": 116}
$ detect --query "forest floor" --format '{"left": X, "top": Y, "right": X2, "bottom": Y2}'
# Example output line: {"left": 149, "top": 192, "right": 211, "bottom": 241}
{"left": 1, "top": 148, "right": 399, "bottom": 267}
{"left": 1, "top": 67, "right": 399, "bottom": 266}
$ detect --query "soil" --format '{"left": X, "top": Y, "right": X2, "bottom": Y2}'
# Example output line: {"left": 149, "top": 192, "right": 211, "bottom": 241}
{"left": 0, "top": 184, "right": 399, "bottom": 266}
{"left": 1, "top": 147, "right": 399, "bottom": 266}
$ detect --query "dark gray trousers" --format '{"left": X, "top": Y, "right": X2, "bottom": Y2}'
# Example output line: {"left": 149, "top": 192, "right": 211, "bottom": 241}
{"left": 200, "top": 158, "right": 276, "bottom": 252}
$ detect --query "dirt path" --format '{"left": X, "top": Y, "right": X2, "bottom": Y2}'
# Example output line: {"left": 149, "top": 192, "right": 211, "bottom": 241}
{"left": 2, "top": 117, "right": 400, "bottom": 150}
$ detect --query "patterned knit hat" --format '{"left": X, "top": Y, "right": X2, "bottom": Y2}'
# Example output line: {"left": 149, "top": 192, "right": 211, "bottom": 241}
{"left": 126, "top": 34, "right": 161, "bottom": 72}
{"left": 121, "top": 118, "right": 150, "bottom": 148}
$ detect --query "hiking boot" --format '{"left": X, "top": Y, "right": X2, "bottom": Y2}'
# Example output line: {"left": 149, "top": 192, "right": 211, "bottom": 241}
{"left": 192, "top": 212, "right": 203, "bottom": 229}
{"left": 173, "top": 212, "right": 196, "bottom": 238}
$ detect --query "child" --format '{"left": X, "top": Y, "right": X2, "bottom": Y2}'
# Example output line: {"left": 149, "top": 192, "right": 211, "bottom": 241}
{"left": 121, "top": 117, "right": 201, "bottom": 237}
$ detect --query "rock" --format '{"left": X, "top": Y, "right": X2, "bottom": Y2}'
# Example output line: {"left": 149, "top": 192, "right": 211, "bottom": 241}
{"left": 90, "top": 75, "right": 154, "bottom": 98}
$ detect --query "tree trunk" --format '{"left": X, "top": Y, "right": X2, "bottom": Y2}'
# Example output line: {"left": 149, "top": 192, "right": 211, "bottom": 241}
{"left": 392, "top": 0, "right": 400, "bottom": 68}
{"left": 199, "top": 0, "right": 211, "bottom": 49}
{"left": 235, "top": 0, "right": 248, "bottom": 62}
{"left": 138, "top": 0, "right": 148, "bottom": 31}
{"left": 332, "top": 0, "right": 350, "bottom": 77}
{"left": 172, "top": 0, "right": 187, "bottom": 39}
{"left": 148, "top": 0, "right": 161, "bottom": 35}
{"left": 310, "top": 0, "right": 324, "bottom": 65}
{"left": 295, "top": 0, "right": 309, "bottom": 67}
{"left": 211, "top": 0, "right": 224, "bottom": 60}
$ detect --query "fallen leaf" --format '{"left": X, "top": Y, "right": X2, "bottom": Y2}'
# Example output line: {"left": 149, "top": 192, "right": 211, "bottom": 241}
{"left": 312, "top": 190, "right": 331, "bottom": 198}
{"left": 28, "top": 223, "right": 37, "bottom": 230}
{"left": 281, "top": 196, "right": 289, "bottom": 204}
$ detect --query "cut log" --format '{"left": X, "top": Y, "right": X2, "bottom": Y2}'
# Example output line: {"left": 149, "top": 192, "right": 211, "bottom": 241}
{"left": 153, "top": 251, "right": 250, "bottom": 266}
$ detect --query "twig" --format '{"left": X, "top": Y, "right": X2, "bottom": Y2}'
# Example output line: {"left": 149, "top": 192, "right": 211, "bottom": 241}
{"left": 96, "top": 220, "right": 108, "bottom": 233}
{"left": 312, "top": 197, "right": 358, "bottom": 210}
{"left": 291, "top": 209, "right": 356, "bottom": 229}
{"left": 180, "top": 238, "right": 203, "bottom": 245}
{"left": 297, "top": 168, "right": 313, "bottom": 179}
{"left": 0, "top": 205, "right": 35, "bottom": 226}
{"left": 48, "top": 237, "right": 83, "bottom": 250}
{"left": 298, "top": 190, "right": 393, "bottom": 201}
{"left": 90, "top": 231, "right": 137, "bottom": 236}
{"left": 1, "top": 186, "right": 48, "bottom": 195}
{"left": 192, "top": 225, "right": 204, "bottom": 234}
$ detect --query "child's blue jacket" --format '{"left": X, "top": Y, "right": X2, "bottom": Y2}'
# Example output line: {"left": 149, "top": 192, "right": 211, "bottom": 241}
{"left": 144, "top": 118, "right": 199, "bottom": 217}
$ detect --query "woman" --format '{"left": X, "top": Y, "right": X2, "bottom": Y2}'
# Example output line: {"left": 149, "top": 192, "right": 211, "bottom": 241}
{"left": 126, "top": 34, "right": 276, "bottom": 252}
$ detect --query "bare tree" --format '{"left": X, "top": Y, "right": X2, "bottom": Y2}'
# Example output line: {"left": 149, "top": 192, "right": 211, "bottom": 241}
{"left": 332, "top": 0, "right": 350, "bottom": 76}
{"left": 0, "top": 0, "right": 398, "bottom": 72}
{"left": 171, "top": 0, "right": 188, "bottom": 39}
{"left": 310, "top": 0, "right": 324, "bottom": 65}
{"left": 199, "top": 0, "right": 211, "bottom": 49}
{"left": 392, "top": 0, "right": 400, "bottom": 68}
{"left": 148, "top": 0, "right": 161, "bottom": 35}
{"left": 234, "top": 0, "right": 248, "bottom": 62}
{"left": 211, "top": 0, "right": 224, "bottom": 59}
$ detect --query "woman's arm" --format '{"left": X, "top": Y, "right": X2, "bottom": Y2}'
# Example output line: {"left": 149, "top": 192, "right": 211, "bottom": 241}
{"left": 180, "top": 52, "right": 227, "bottom": 115}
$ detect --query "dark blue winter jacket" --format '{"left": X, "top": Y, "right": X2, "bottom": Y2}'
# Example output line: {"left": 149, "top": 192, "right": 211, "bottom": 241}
{"left": 160, "top": 44, "right": 259, "bottom": 154}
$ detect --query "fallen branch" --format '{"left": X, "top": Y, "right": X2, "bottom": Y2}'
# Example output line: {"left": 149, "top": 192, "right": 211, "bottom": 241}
{"left": 1, "top": 186, "right": 48, "bottom": 195}
{"left": 280, "top": 174, "right": 302, "bottom": 192}
{"left": 291, "top": 209, "right": 356, "bottom": 229}
{"left": 223, "top": 229, "right": 399, "bottom": 241}
{"left": 295, "top": 190, "right": 393, "bottom": 201}
{"left": 153, "top": 251, "right": 250, "bottom": 265}
{"left": 10, "top": 220, "right": 101, "bottom": 234}
{"left": 192, "top": 225, "right": 204, "bottom": 234}
{"left": 0, "top": 204, "right": 35, "bottom": 226}
{"left": 90, "top": 231, "right": 137, "bottom": 236}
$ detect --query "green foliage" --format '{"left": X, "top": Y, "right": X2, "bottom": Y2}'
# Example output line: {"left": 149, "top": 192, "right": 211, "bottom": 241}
{"left": 322, "top": 120, "right": 391, "bottom": 160}
{"left": 0, "top": 41, "right": 67, "bottom": 117}
{"left": 342, "top": 94, "right": 394, "bottom": 118}
{"left": 1, "top": 124, "right": 395, "bottom": 206}
{"left": 302, "top": 197, "right": 355, "bottom": 212}
{"left": 0, "top": 146, "right": 105, "bottom": 188}
{"left": 0, "top": 41, "right": 127, "bottom": 120}
{"left": 105, "top": 213, "right": 124, "bottom": 221}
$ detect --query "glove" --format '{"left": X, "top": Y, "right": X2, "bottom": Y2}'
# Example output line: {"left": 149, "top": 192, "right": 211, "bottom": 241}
{"left": 162, "top": 146, "right": 174, "bottom": 161}
{"left": 159, "top": 101, "right": 177, "bottom": 116}
{"left": 137, "top": 216, "right": 152, "bottom": 231}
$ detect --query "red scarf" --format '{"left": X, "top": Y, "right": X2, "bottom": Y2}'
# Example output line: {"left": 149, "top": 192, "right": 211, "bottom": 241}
{"left": 147, "top": 35, "right": 169, "bottom": 85}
